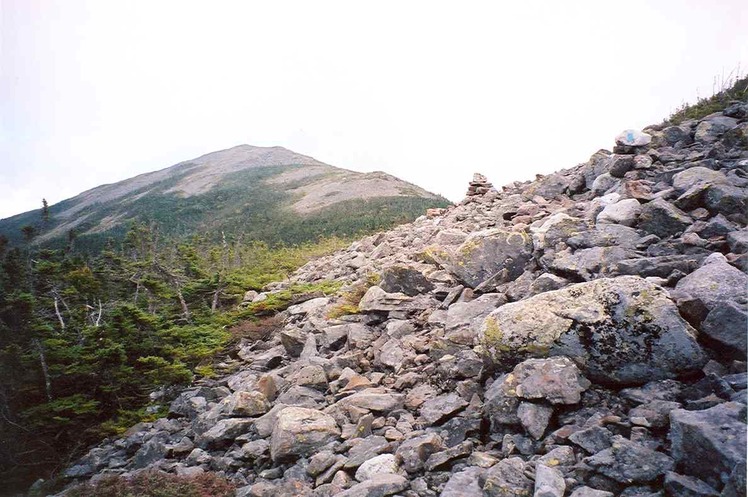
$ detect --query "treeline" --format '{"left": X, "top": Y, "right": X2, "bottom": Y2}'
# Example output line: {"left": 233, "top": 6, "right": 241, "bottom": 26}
{"left": 0, "top": 221, "right": 348, "bottom": 491}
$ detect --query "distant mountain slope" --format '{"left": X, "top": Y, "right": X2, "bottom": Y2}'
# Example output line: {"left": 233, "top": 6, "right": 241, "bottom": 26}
{"left": 0, "top": 145, "right": 450, "bottom": 250}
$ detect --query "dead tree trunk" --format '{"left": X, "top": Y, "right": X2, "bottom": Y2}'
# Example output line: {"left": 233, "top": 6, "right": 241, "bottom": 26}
{"left": 32, "top": 339, "right": 52, "bottom": 402}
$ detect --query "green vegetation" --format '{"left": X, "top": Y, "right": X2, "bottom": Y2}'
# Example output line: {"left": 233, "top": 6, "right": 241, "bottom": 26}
{"left": 667, "top": 73, "right": 747, "bottom": 125}
{"left": 0, "top": 221, "right": 350, "bottom": 491}
{"left": 63, "top": 470, "right": 235, "bottom": 497}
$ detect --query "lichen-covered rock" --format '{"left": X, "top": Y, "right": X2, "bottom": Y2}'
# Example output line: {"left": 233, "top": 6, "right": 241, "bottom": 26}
{"left": 637, "top": 198, "right": 692, "bottom": 238}
{"left": 440, "top": 228, "right": 533, "bottom": 288}
{"left": 483, "top": 457, "right": 533, "bottom": 497}
{"left": 270, "top": 407, "right": 340, "bottom": 462}
{"left": 479, "top": 276, "right": 707, "bottom": 385}
{"left": 584, "top": 435, "right": 674, "bottom": 483}
{"left": 380, "top": 265, "right": 434, "bottom": 296}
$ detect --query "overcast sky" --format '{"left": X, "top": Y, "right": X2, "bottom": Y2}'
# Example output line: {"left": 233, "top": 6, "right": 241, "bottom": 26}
{"left": 1, "top": 1, "right": 746, "bottom": 219}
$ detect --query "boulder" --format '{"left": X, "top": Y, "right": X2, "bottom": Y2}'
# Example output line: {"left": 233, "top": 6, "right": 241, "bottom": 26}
{"left": 359, "top": 286, "right": 414, "bottom": 312}
{"left": 483, "top": 457, "right": 533, "bottom": 497}
{"left": 637, "top": 198, "right": 692, "bottom": 238}
{"left": 195, "top": 418, "right": 254, "bottom": 449}
{"left": 440, "top": 228, "right": 533, "bottom": 288}
{"left": 479, "top": 276, "right": 707, "bottom": 385}
{"left": 270, "top": 407, "right": 340, "bottom": 462}
{"left": 694, "top": 115, "right": 738, "bottom": 143}
{"left": 673, "top": 259, "right": 748, "bottom": 324}
{"left": 672, "top": 167, "right": 727, "bottom": 194}
{"left": 700, "top": 302, "right": 748, "bottom": 356}
{"left": 669, "top": 402, "right": 747, "bottom": 487}
{"left": 355, "top": 453, "right": 399, "bottom": 482}
{"left": 225, "top": 390, "right": 271, "bottom": 417}
{"left": 419, "top": 393, "right": 468, "bottom": 425}
{"left": 336, "top": 474, "right": 408, "bottom": 497}
{"left": 440, "top": 467, "right": 485, "bottom": 497}
{"left": 584, "top": 435, "right": 674, "bottom": 483}
{"left": 596, "top": 199, "right": 642, "bottom": 227}
{"left": 380, "top": 265, "right": 434, "bottom": 296}
{"left": 396, "top": 432, "right": 444, "bottom": 473}
{"left": 534, "top": 464, "right": 566, "bottom": 497}
{"left": 616, "top": 129, "right": 653, "bottom": 147}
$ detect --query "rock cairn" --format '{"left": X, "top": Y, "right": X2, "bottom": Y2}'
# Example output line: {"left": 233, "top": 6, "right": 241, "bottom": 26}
{"left": 55, "top": 103, "right": 748, "bottom": 497}
{"left": 466, "top": 173, "right": 494, "bottom": 197}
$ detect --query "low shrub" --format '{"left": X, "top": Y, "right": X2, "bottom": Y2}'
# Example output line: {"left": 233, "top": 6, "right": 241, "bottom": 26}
{"left": 65, "top": 470, "right": 235, "bottom": 497}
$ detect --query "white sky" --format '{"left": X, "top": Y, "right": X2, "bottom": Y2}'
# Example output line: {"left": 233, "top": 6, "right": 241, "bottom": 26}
{"left": 1, "top": 0, "right": 746, "bottom": 219}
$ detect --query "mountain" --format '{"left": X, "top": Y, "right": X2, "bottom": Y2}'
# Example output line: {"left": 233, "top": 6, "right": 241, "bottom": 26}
{"left": 0, "top": 145, "right": 450, "bottom": 250}
{"left": 52, "top": 99, "right": 748, "bottom": 496}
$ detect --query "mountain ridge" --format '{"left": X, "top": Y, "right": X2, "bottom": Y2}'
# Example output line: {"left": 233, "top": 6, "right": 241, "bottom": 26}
{"left": 0, "top": 145, "right": 449, "bottom": 250}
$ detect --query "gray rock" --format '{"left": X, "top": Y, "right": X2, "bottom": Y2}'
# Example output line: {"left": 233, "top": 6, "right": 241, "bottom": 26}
{"left": 424, "top": 440, "right": 473, "bottom": 471}
{"left": 529, "top": 273, "right": 570, "bottom": 296}
{"left": 548, "top": 246, "right": 632, "bottom": 281}
{"left": 596, "top": 199, "right": 642, "bottom": 227}
{"left": 610, "top": 155, "right": 636, "bottom": 177}
{"left": 131, "top": 440, "right": 167, "bottom": 469}
{"left": 694, "top": 115, "right": 738, "bottom": 143}
{"left": 419, "top": 393, "right": 468, "bottom": 425}
{"left": 440, "top": 228, "right": 533, "bottom": 288}
{"left": 674, "top": 259, "right": 748, "bottom": 321}
{"left": 584, "top": 435, "right": 674, "bottom": 483}
{"left": 380, "top": 265, "right": 434, "bottom": 296}
{"left": 669, "top": 402, "right": 747, "bottom": 486}
{"left": 225, "top": 390, "right": 271, "bottom": 417}
{"left": 663, "top": 472, "right": 719, "bottom": 497}
{"left": 510, "top": 357, "right": 590, "bottom": 404}
{"left": 445, "top": 293, "right": 505, "bottom": 333}
{"left": 359, "top": 286, "right": 414, "bottom": 312}
{"left": 517, "top": 401, "right": 553, "bottom": 439}
{"left": 195, "top": 418, "right": 253, "bottom": 449}
{"left": 569, "top": 487, "right": 614, "bottom": 497}
{"left": 396, "top": 432, "right": 444, "bottom": 473}
{"left": 482, "top": 457, "right": 533, "bottom": 497}
{"left": 322, "top": 324, "right": 350, "bottom": 350}
{"left": 727, "top": 229, "right": 748, "bottom": 253}
{"left": 335, "top": 388, "right": 405, "bottom": 412}
{"left": 534, "top": 464, "right": 566, "bottom": 497}
{"left": 336, "top": 474, "right": 409, "bottom": 497}
{"left": 614, "top": 254, "right": 704, "bottom": 278}
{"left": 592, "top": 173, "right": 619, "bottom": 196}
{"left": 538, "top": 446, "right": 576, "bottom": 467}
{"left": 439, "top": 466, "right": 485, "bottom": 497}
{"left": 638, "top": 198, "right": 692, "bottom": 238}
{"left": 280, "top": 328, "right": 307, "bottom": 357}
{"left": 480, "top": 276, "right": 707, "bottom": 385}
{"left": 344, "top": 435, "right": 390, "bottom": 469}
{"left": 700, "top": 301, "right": 748, "bottom": 357}
{"left": 704, "top": 183, "right": 748, "bottom": 222}
{"left": 270, "top": 406, "right": 340, "bottom": 462}
{"left": 672, "top": 167, "right": 727, "bottom": 194}
{"left": 355, "top": 453, "right": 399, "bottom": 482}
{"left": 628, "top": 400, "right": 681, "bottom": 429}
{"left": 568, "top": 425, "right": 613, "bottom": 454}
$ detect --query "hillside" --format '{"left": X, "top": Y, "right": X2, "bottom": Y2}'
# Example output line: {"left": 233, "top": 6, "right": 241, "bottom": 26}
{"left": 0, "top": 145, "right": 449, "bottom": 251}
{"left": 47, "top": 99, "right": 748, "bottom": 497}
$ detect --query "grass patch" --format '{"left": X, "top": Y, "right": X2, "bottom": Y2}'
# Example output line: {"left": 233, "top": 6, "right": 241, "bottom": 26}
{"left": 666, "top": 72, "right": 747, "bottom": 125}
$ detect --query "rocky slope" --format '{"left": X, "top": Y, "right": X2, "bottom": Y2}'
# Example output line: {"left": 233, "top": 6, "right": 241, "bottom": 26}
{"left": 0, "top": 145, "right": 448, "bottom": 250}
{"left": 52, "top": 103, "right": 747, "bottom": 497}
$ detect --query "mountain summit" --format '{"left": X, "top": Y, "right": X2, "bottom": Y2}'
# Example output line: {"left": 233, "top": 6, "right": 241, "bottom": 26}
{"left": 0, "top": 145, "right": 449, "bottom": 249}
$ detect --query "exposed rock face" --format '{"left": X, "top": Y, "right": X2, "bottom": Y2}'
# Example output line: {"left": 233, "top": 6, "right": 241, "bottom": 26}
{"left": 480, "top": 277, "right": 707, "bottom": 385}
{"left": 58, "top": 105, "right": 748, "bottom": 496}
